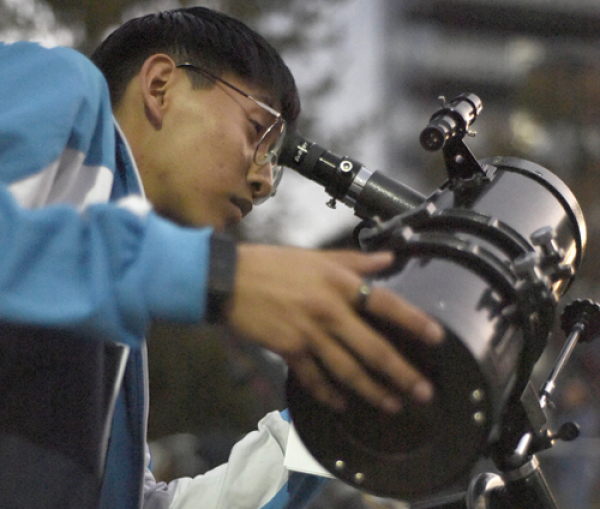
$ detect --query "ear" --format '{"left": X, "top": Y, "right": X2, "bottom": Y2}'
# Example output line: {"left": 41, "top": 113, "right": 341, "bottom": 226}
{"left": 139, "top": 54, "right": 178, "bottom": 129}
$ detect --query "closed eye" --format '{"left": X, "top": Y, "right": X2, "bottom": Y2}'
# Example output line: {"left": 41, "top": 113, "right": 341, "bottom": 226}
{"left": 250, "top": 118, "right": 266, "bottom": 137}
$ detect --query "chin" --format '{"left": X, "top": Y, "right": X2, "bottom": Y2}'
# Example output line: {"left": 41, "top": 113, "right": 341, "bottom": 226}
{"left": 195, "top": 217, "right": 233, "bottom": 232}
{"left": 222, "top": 217, "right": 242, "bottom": 231}
{"left": 161, "top": 208, "right": 237, "bottom": 232}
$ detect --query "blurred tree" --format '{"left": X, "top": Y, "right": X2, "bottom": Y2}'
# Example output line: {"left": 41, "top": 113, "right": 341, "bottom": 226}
{"left": 505, "top": 55, "right": 600, "bottom": 294}
{"left": 44, "top": 0, "right": 138, "bottom": 52}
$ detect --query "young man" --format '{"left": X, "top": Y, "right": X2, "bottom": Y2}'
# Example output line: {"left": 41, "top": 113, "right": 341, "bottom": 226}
{"left": 0, "top": 7, "right": 443, "bottom": 509}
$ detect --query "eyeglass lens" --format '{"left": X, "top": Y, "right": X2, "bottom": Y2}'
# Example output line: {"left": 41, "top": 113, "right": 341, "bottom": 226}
{"left": 255, "top": 119, "right": 286, "bottom": 166}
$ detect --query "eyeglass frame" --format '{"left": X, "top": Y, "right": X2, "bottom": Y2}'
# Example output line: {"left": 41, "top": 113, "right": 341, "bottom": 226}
{"left": 175, "top": 62, "right": 287, "bottom": 169}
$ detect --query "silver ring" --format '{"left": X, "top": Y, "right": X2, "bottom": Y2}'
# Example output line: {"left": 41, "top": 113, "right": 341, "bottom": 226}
{"left": 356, "top": 281, "right": 372, "bottom": 311}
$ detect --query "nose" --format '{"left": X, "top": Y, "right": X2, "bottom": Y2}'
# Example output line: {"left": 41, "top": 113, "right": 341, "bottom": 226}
{"left": 248, "top": 162, "right": 275, "bottom": 204}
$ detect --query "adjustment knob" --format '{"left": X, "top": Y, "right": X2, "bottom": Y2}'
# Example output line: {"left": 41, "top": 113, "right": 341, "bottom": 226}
{"left": 531, "top": 226, "right": 563, "bottom": 259}
{"left": 561, "top": 299, "right": 600, "bottom": 343}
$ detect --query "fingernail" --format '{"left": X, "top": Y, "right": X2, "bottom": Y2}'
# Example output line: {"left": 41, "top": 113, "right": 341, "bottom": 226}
{"left": 412, "top": 381, "right": 434, "bottom": 403}
{"left": 425, "top": 321, "right": 445, "bottom": 344}
{"left": 381, "top": 396, "right": 402, "bottom": 414}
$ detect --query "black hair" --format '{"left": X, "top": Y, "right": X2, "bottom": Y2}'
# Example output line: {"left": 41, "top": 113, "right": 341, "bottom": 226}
{"left": 90, "top": 7, "right": 300, "bottom": 129}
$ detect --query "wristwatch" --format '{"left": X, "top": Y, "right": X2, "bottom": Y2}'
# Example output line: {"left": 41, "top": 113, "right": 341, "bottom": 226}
{"left": 205, "top": 233, "right": 238, "bottom": 323}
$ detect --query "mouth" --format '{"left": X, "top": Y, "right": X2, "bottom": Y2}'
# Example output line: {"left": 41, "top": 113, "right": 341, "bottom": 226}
{"left": 230, "top": 196, "right": 253, "bottom": 218}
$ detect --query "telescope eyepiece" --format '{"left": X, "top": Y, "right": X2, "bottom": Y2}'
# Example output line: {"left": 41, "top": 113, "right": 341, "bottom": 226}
{"left": 420, "top": 93, "right": 482, "bottom": 151}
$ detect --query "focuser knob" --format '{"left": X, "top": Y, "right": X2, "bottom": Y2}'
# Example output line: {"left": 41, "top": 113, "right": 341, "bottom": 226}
{"left": 561, "top": 299, "right": 600, "bottom": 343}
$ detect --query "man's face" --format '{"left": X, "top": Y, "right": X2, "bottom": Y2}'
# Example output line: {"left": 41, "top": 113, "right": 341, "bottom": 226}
{"left": 135, "top": 66, "right": 281, "bottom": 230}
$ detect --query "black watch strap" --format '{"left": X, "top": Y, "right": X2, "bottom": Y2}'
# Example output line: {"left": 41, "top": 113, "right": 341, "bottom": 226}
{"left": 205, "top": 233, "right": 238, "bottom": 323}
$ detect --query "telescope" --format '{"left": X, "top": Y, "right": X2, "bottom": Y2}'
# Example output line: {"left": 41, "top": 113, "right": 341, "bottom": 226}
{"left": 279, "top": 94, "right": 600, "bottom": 508}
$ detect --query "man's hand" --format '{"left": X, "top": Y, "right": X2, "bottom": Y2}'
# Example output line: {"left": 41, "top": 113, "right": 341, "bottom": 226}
{"left": 227, "top": 245, "right": 444, "bottom": 413}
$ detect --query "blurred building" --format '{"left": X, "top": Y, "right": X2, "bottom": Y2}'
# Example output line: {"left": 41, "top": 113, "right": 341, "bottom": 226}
{"left": 382, "top": 0, "right": 600, "bottom": 189}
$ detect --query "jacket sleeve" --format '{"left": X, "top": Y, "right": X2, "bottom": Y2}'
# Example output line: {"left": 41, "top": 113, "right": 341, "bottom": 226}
{"left": 0, "top": 41, "right": 212, "bottom": 345}
{"left": 142, "top": 410, "right": 329, "bottom": 509}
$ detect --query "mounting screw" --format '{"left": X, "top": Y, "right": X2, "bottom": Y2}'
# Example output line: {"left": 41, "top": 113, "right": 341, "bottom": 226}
{"left": 340, "top": 160, "right": 353, "bottom": 173}
{"left": 473, "top": 412, "right": 486, "bottom": 426}
{"left": 471, "top": 389, "right": 485, "bottom": 403}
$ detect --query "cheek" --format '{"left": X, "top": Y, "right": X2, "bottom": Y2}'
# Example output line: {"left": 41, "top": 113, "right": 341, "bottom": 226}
{"left": 183, "top": 145, "right": 240, "bottom": 202}
{"left": 196, "top": 132, "right": 248, "bottom": 181}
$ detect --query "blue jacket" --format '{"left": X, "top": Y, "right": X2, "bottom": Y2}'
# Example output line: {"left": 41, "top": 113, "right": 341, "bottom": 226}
{"left": 0, "top": 41, "right": 325, "bottom": 509}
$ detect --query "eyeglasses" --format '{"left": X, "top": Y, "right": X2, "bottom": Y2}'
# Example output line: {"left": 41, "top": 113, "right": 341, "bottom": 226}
{"left": 176, "top": 63, "right": 286, "bottom": 203}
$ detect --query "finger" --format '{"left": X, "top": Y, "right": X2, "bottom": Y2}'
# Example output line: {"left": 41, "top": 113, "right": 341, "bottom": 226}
{"left": 320, "top": 311, "right": 435, "bottom": 406}
{"left": 324, "top": 349, "right": 406, "bottom": 412}
{"left": 321, "top": 252, "right": 444, "bottom": 345}
{"left": 301, "top": 315, "right": 421, "bottom": 412}
{"left": 300, "top": 266, "right": 440, "bottom": 406}
{"left": 323, "top": 250, "right": 396, "bottom": 275}
{"left": 366, "top": 286, "right": 445, "bottom": 345}
{"left": 289, "top": 355, "right": 348, "bottom": 412}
